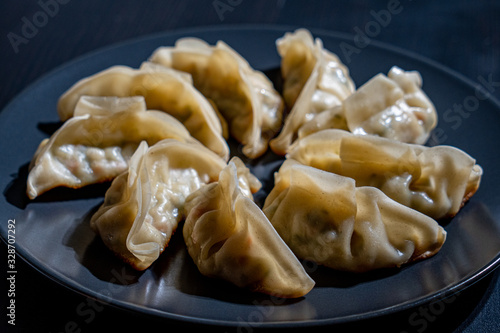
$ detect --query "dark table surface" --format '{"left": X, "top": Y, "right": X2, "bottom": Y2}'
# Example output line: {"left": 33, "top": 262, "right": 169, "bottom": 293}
{"left": 1, "top": 1, "right": 499, "bottom": 332}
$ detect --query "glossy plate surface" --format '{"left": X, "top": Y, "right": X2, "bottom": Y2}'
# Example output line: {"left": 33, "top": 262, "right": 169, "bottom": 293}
{"left": 1, "top": 26, "right": 500, "bottom": 328}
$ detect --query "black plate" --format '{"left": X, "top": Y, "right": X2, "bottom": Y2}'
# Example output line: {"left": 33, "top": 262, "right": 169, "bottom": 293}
{"left": 1, "top": 26, "right": 500, "bottom": 328}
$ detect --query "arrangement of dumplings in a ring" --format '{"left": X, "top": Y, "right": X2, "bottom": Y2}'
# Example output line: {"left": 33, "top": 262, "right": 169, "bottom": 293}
{"left": 27, "top": 28, "right": 483, "bottom": 298}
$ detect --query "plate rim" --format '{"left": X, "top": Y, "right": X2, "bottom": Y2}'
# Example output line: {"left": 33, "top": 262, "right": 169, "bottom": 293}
{"left": 1, "top": 23, "right": 500, "bottom": 328}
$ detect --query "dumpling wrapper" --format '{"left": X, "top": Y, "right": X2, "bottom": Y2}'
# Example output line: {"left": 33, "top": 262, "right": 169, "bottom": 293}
{"left": 73, "top": 96, "right": 147, "bottom": 117}
{"left": 270, "top": 28, "right": 355, "bottom": 155}
{"left": 288, "top": 129, "right": 483, "bottom": 219}
{"left": 57, "top": 62, "right": 229, "bottom": 160}
{"left": 90, "top": 139, "right": 227, "bottom": 270}
{"left": 27, "top": 103, "right": 198, "bottom": 199}
{"left": 299, "top": 66, "right": 437, "bottom": 145}
{"left": 183, "top": 157, "right": 315, "bottom": 298}
{"left": 263, "top": 160, "right": 447, "bottom": 272}
{"left": 149, "top": 38, "right": 284, "bottom": 158}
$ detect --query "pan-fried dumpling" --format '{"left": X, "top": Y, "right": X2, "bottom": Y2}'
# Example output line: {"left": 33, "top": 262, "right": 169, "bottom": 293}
{"left": 57, "top": 62, "right": 229, "bottom": 160}
{"left": 26, "top": 107, "right": 198, "bottom": 199}
{"left": 299, "top": 67, "right": 437, "bottom": 145}
{"left": 346, "top": 66, "right": 437, "bottom": 144}
{"left": 288, "top": 129, "right": 483, "bottom": 219}
{"left": 90, "top": 139, "right": 227, "bottom": 270}
{"left": 270, "top": 29, "right": 355, "bottom": 155}
{"left": 263, "top": 160, "right": 447, "bottom": 272}
{"left": 183, "top": 157, "right": 315, "bottom": 298}
{"left": 149, "top": 38, "right": 284, "bottom": 158}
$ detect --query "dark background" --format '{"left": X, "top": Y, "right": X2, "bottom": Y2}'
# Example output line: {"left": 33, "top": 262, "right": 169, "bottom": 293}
{"left": 1, "top": 1, "right": 499, "bottom": 332}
